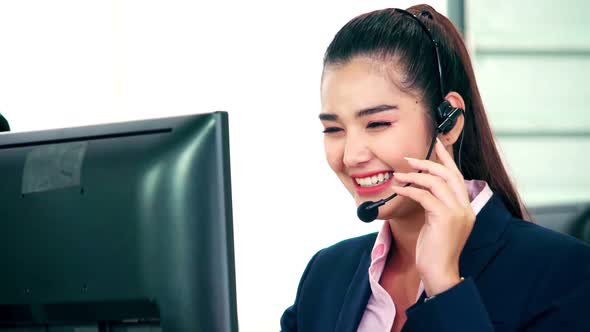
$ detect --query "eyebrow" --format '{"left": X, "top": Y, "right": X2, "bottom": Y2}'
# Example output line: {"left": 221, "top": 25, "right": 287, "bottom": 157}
{"left": 319, "top": 104, "right": 398, "bottom": 121}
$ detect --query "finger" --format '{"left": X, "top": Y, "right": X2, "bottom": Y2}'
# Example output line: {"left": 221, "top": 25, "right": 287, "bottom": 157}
{"left": 393, "top": 172, "right": 460, "bottom": 208}
{"left": 434, "top": 137, "right": 462, "bottom": 177}
{"left": 391, "top": 185, "right": 446, "bottom": 216}
{"left": 434, "top": 138, "right": 471, "bottom": 204}
{"left": 404, "top": 156, "right": 454, "bottom": 179}
{"left": 404, "top": 157, "right": 470, "bottom": 203}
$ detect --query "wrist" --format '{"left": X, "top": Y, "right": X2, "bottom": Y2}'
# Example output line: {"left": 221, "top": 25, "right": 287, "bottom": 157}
{"left": 423, "top": 271, "right": 463, "bottom": 297}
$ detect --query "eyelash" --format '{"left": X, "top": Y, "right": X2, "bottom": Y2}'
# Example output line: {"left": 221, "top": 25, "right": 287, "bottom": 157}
{"left": 322, "top": 127, "right": 342, "bottom": 134}
{"left": 322, "top": 121, "right": 392, "bottom": 134}
{"left": 367, "top": 121, "right": 392, "bottom": 129}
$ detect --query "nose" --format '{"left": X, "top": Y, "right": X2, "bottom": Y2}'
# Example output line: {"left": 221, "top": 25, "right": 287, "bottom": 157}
{"left": 342, "top": 135, "right": 371, "bottom": 168}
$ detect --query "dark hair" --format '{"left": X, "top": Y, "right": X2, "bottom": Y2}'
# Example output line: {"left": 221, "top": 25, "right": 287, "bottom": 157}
{"left": 0, "top": 113, "right": 9, "bottom": 132}
{"left": 323, "top": 4, "right": 527, "bottom": 219}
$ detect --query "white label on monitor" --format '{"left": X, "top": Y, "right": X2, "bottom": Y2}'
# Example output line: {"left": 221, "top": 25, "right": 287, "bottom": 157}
{"left": 21, "top": 141, "right": 87, "bottom": 194}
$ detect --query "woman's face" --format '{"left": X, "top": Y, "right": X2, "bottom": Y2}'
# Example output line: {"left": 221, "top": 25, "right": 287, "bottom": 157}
{"left": 320, "top": 56, "right": 435, "bottom": 220}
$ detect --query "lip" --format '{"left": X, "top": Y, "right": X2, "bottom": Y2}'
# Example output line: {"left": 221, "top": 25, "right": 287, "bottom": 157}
{"left": 351, "top": 170, "right": 394, "bottom": 197}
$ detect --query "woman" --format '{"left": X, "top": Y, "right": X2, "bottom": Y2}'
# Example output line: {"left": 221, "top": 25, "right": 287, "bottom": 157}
{"left": 280, "top": 4, "right": 590, "bottom": 332}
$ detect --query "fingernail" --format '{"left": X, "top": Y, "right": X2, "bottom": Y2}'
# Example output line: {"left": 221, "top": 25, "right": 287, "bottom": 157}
{"left": 436, "top": 137, "right": 442, "bottom": 144}
{"left": 404, "top": 157, "right": 417, "bottom": 162}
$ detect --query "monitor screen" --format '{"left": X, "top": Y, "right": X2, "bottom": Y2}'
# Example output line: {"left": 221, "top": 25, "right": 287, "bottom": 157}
{"left": 0, "top": 112, "right": 238, "bottom": 332}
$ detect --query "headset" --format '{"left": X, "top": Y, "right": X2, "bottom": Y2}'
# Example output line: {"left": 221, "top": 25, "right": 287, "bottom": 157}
{"left": 356, "top": 8, "right": 465, "bottom": 223}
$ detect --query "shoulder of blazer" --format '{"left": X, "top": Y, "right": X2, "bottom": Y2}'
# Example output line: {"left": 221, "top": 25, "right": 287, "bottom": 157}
{"left": 502, "top": 217, "right": 590, "bottom": 263}
{"left": 314, "top": 232, "right": 378, "bottom": 266}
{"left": 499, "top": 216, "right": 590, "bottom": 317}
{"left": 298, "top": 232, "right": 377, "bottom": 291}
{"left": 289, "top": 232, "right": 377, "bottom": 331}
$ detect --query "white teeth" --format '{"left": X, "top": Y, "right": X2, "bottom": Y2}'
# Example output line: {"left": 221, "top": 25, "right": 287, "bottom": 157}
{"left": 354, "top": 172, "right": 393, "bottom": 187}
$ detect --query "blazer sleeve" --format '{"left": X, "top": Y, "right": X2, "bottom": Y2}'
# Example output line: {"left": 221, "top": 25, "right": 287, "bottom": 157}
{"left": 404, "top": 277, "right": 495, "bottom": 331}
{"left": 280, "top": 250, "right": 322, "bottom": 332}
{"left": 404, "top": 241, "right": 590, "bottom": 332}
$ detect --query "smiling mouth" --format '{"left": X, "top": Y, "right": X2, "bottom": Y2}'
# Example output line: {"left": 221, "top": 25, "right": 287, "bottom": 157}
{"left": 353, "top": 171, "right": 394, "bottom": 187}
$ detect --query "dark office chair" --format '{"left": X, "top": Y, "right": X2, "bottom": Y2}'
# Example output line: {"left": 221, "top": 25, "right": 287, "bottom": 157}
{"left": 529, "top": 202, "right": 590, "bottom": 244}
{"left": 570, "top": 205, "right": 590, "bottom": 243}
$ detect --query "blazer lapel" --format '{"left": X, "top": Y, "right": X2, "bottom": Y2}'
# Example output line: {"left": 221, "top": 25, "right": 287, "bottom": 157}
{"left": 460, "top": 194, "right": 512, "bottom": 279}
{"left": 334, "top": 246, "right": 373, "bottom": 332}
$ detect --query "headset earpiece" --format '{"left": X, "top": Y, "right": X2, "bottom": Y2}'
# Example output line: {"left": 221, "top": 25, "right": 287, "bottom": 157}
{"left": 436, "top": 100, "right": 464, "bottom": 134}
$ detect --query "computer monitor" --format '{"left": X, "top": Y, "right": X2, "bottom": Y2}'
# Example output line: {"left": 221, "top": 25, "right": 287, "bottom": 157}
{"left": 0, "top": 112, "right": 238, "bottom": 332}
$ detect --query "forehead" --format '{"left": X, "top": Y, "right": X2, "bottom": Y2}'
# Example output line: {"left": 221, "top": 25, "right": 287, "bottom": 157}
{"left": 320, "top": 57, "right": 415, "bottom": 114}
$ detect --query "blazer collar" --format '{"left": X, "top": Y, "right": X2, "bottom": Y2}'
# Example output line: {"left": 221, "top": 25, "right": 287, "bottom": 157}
{"left": 334, "top": 245, "right": 373, "bottom": 332}
{"left": 464, "top": 193, "right": 513, "bottom": 251}
{"left": 459, "top": 193, "right": 513, "bottom": 281}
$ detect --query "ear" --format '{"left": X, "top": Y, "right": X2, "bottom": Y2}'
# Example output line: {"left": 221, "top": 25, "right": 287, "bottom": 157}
{"left": 438, "top": 91, "right": 466, "bottom": 146}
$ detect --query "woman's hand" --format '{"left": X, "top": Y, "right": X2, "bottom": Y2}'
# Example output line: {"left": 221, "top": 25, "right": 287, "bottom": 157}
{"left": 391, "top": 138, "right": 475, "bottom": 297}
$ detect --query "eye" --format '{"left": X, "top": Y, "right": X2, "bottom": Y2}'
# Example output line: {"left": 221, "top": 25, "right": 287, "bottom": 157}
{"left": 367, "top": 121, "right": 392, "bottom": 129}
{"left": 322, "top": 127, "right": 343, "bottom": 134}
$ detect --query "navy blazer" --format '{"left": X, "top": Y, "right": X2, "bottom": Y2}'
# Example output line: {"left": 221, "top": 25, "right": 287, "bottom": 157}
{"left": 280, "top": 194, "right": 590, "bottom": 331}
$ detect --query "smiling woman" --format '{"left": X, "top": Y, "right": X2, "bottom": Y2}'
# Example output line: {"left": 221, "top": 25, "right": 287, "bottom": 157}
{"left": 281, "top": 4, "right": 590, "bottom": 332}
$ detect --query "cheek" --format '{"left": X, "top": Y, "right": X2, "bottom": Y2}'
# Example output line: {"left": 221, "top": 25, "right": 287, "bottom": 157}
{"left": 372, "top": 123, "right": 432, "bottom": 168}
{"left": 370, "top": 132, "right": 413, "bottom": 169}
{"left": 324, "top": 138, "right": 344, "bottom": 172}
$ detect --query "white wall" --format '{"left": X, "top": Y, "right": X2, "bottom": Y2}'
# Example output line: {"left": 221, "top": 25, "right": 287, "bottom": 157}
{"left": 0, "top": 1, "right": 446, "bottom": 330}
